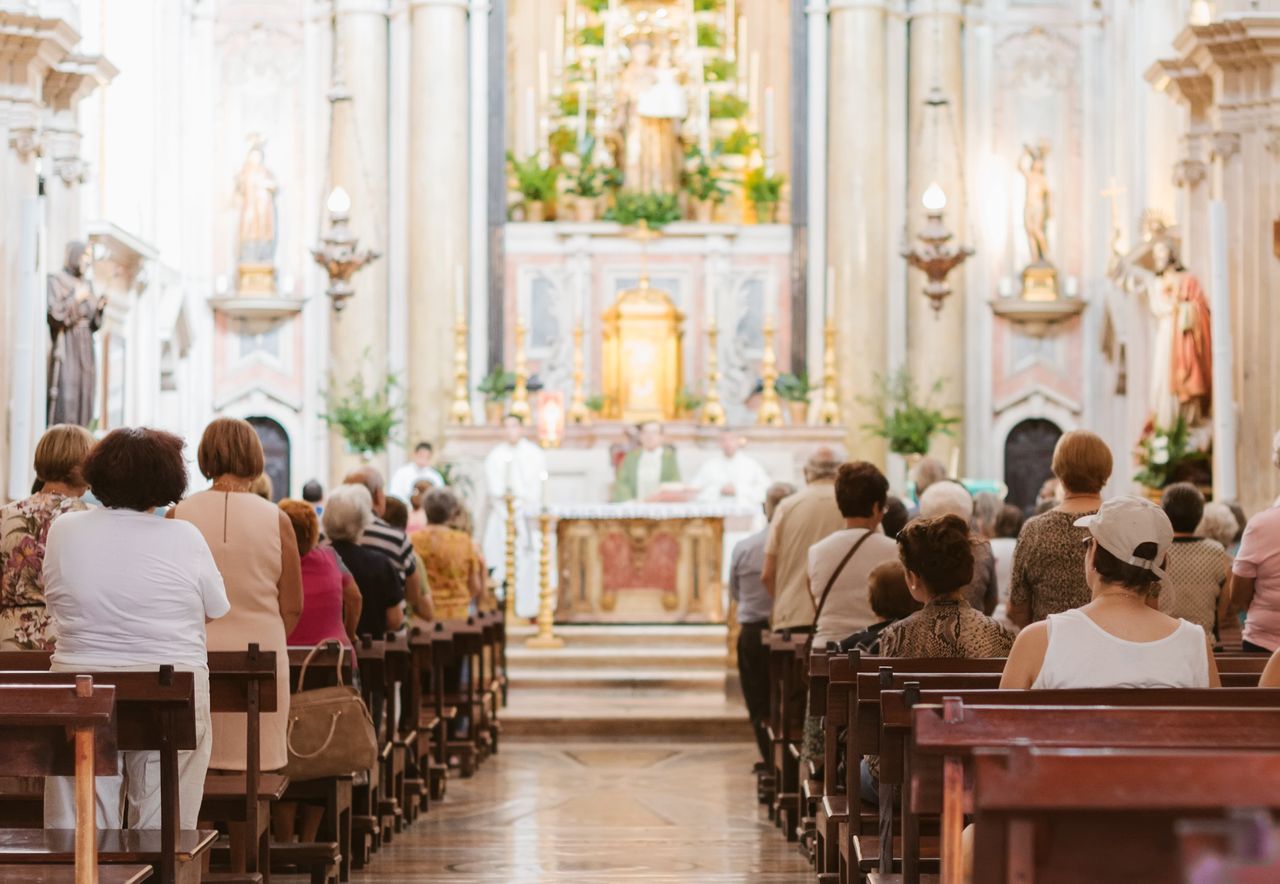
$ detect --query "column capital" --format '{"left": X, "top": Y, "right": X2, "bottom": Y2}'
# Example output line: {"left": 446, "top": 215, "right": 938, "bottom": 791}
{"left": 332, "top": 0, "right": 390, "bottom": 15}
{"left": 1210, "top": 130, "right": 1240, "bottom": 162}
{"left": 8, "top": 125, "right": 40, "bottom": 162}
{"left": 53, "top": 155, "right": 89, "bottom": 186}
{"left": 1171, "top": 157, "right": 1207, "bottom": 189}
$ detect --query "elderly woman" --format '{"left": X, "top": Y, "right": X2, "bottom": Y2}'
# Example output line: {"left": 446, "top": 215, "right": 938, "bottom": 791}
{"left": 1232, "top": 431, "right": 1280, "bottom": 653}
{"left": 1002, "top": 496, "right": 1219, "bottom": 688}
{"left": 43, "top": 427, "right": 229, "bottom": 830}
{"left": 172, "top": 417, "right": 302, "bottom": 797}
{"left": 324, "top": 484, "right": 405, "bottom": 636}
{"left": 281, "top": 499, "right": 361, "bottom": 647}
{"left": 919, "top": 481, "right": 998, "bottom": 616}
{"left": 1008, "top": 430, "right": 1114, "bottom": 626}
{"left": 0, "top": 424, "right": 95, "bottom": 649}
{"left": 1198, "top": 502, "right": 1241, "bottom": 552}
{"left": 411, "top": 488, "right": 483, "bottom": 621}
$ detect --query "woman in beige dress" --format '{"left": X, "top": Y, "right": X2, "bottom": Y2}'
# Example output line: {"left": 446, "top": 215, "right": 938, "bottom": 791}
{"left": 173, "top": 417, "right": 302, "bottom": 779}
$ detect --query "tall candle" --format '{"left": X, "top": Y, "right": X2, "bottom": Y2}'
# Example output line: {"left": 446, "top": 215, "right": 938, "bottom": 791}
{"left": 541, "top": 471, "right": 550, "bottom": 508}
{"left": 699, "top": 87, "right": 711, "bottom": 154}
{"left": 523, "top": 86, "right": 536, "bottom": 156}
{"left": 763, "top": 85, "right": 775, "bottom": 174}
{"left": 749, "top": 52, "right": 761, "bottom": 130}
{"left": 738, "top": 18, "right": 748, "bottom": 82}
{"left": 577, "top": 83, "right": 587, "bottom": 143}
{"left": 825, "top": 266, "right": 835, "bottom": 319}
{"left": 505, "top": 456, "right": 514, "bottom": 494}
{"left": 553, "top": 15, "right": 565, "bottom": 83}
{"left": 538, "top": 50, "right": 550, "bottom": 105}
{"left": 726, "top": 0, "right": 735, "bottom": 60}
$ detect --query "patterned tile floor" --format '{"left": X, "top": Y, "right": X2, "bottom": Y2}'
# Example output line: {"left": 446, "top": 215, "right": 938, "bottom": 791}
{"left": 345, "top": 740, "right": 811, "bottom": 883}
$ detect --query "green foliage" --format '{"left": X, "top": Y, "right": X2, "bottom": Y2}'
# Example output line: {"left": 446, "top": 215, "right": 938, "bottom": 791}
{"left": 579, "top": 24, "right": 605, "bottom": 46}
{"left": 703, "top": 57, "right": 737, "bottom": 83}
{"left": 604, "top": 191, "right": 682, "bottom": 229}
{"left": 709, "top": 93, "right": 748, "bottom": 120}
{"left": 715, "top": 127, "right": 757, "bottom": 155}
{"left": 477, "top": 366, "right": 516, "bottom": 403}
{"left": 584, "top": 0, "right": 609, "bottom": 12}
{"left": 682, "top": 147, "right": 729, "bottom": 203}
{"left": 566, "top": 136, "right": 614, "bottom": 198}
{"left": 584, "top": 394, "right": 610, "bottom": 414}
{"left": 694, "top": 0, "right": 721, "bottom": 11}
{"left": 858, "top": 369, "right": 959, "bottom": 456}
{"left": 775, "top": 372, "right": 810, "bottom": 403}
{"left": 697, "top": 22, "right": 722, "bottom": 47}
{"left": 507, "top": 152, "right": 560, "bottom": 202}
{"left": 322, "top": 372, "right": 400, "bottom": 456}
{"left": 558, "top": 90, "right": 580, "bottom": 118}
{"left": 675, "top": 387, "right": 704, "bottom": 415}
{"left": 744, "top": 167, "right": 786, "bottom": 207}
{"left": 548, "top": 126, "right": 577, "bottom": 161}
{"left": 1134, "top": 417, "right": 1211, "bottom": 489}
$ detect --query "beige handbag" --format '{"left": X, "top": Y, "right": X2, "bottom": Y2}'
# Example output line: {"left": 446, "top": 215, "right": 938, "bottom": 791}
{"left": 282, "top": 642, "right": 379, "bottom": 781}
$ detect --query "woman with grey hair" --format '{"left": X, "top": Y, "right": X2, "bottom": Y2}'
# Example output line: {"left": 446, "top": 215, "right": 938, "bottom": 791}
{"left": 1198, "top": 503, "right": 1240, "bottom": 552}
{"left": 919, "top": 481, "right": 998, "bottom": 616}
{"left": 324, "top": 485, "right": 405, "bottom": 635}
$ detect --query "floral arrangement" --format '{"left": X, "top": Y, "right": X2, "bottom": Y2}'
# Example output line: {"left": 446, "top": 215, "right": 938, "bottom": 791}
{"left": 604, "top": 191, "right": 682, "bottom": 228}
{"left": 477, "top": 366, "right": 517, "bottom": 404}
{"left": 715, "top": 127, "right": 757, "bottom": 156}
{"left": 1134, "top": 417, "right": 1211, "bottom": 489}
{"left": 709, "top": 93, "right": 748, "bottom": 120}
{"left": 682, "top": 147, "right": 730, "bottom": 204}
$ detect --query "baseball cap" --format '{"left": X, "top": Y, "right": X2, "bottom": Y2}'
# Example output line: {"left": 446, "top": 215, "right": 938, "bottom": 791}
{"left": 1073, "top": 495, "right": 1173, "bottom": 581}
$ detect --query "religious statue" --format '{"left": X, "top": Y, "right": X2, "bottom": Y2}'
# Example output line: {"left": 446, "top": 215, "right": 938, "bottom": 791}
{"left": 234, "top": 136, "right": 279, "bottom": 294}
{"left": 47, "top": 241, "right": 106, "bottom": 427}
{"left": 617, "top": 40, "right": 687, "bottom": 194}
{"left": 1019, "top": 141, "right": 1051, "bottom": 264}
{"left": 1147, "top": 237, "right": 1212, "bottom": 430}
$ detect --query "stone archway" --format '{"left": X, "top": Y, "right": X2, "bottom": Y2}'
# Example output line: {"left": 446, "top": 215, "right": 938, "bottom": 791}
{"left": 1004, "top": 418, "right": 1062, "bottom": 514}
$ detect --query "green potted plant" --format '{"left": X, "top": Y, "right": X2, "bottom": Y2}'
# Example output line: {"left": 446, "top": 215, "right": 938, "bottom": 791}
{"left": 714, "top": 127, "right": 756, "bottom": 171}
{"left": 696, "top": 21, "right": 721, "bottom": 48}
{"left": 675, "top": 387, "right": 704, "bottom": 419}
{"left": 548, "top": 126, "right": 577, "bottom": 163}
{"left": 743, "top": 166, "right": 785, "bottom": 223}
{"left": 709, "top": 93, "right": 748, "bottom": 121}
{"left": 565, "top": 135, "right": 610, "bottom": 222}
{"left": 604, "top": 191, "right": 682, "bottom": 229}
{"left": 775, "top": 372, "right": 811, "bottom": 425}
{"left": 477, "top": 366, "right": 517, "bottom": 424}
{"left": 682, "top": 147, "right": 729, "bottom": 222}
{"left": 703, "top": 57, "right": 736, "bottom": 83}
{"left": 322, "top": 372, "right": 401, "bottom": 458}
{"left": 585, "top": 393, "right": 610, "bottom": 418}
{"left": 507, "top": 152, "right": 560, "bottom": 221}
{"left": 578, "top": 24, "right": 605, "bottom": 46}
{"left": 693, "top": 0, "right": 721, "bottom": 11}
{"left": 858, "top": 368, "right": 959, "bottom": 458}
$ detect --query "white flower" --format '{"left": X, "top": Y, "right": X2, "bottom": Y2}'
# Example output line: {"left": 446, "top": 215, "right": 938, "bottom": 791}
{"left": 1152, "top": 448, "right": 1169, "bottom": 465}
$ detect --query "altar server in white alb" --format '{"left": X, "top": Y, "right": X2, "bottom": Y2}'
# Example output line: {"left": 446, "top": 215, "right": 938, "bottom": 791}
{"left": 482, "top": 414, "right": 548, "bottom": 618}
{"left": 693, "top": 428, "right": 771, "bottom": 511}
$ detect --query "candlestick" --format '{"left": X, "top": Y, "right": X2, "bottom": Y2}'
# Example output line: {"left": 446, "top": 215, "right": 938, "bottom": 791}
{"left": 503, "top": 490, "right": 517, "bottom": 620}
{"left": 525, "top": 506, "right": 564, "bottom": 649}
{"left": 817, "top": 315, "right": 840, "bottom": 426}
{"left": 699, "top": 87, "right": 710, "bottom": 155}
{"left": 701, "top": 321, "right": 727, "bottom": 426}
{"left": 757, "top": 315, "right": 783, "bottom": 426}
{"left": 763, "top": 85, "right": 775, "bottom": 175}
{"left": 726, "top": 0, "right": 735, "bottom": 61}
{"left": 738, "top": 19, "right": 749, "bottom": 92}
{"left": 577, "top": 83, "right": 587, "bottom": 143}
{"left": 825, "top": 265, "right": 835, "bottom": 319}
{"left": 568, "top": 323, "right": 590, "bottom": 424}
{"left": 511, "top": 317, "right": 532, "bottom": 422}
{"left": 448, "top": 311, "right": 473, "bottom": 425}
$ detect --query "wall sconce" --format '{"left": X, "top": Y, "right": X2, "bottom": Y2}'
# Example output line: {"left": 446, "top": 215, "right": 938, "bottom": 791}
{"left": 311, "top": 186, "right": 381, "bottom": 312}
{"left": 901, "top": 181, "right": 974, "bottom": 314}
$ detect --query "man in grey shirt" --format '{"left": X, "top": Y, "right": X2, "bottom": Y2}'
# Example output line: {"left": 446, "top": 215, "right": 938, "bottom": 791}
{"left": 730, "top": 481, "right": 796, "bottom": 767}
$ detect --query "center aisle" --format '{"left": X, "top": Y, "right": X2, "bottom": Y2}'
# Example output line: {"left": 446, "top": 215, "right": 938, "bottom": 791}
{"left": 348, "top": 740, "right": 811, "bottom": 882}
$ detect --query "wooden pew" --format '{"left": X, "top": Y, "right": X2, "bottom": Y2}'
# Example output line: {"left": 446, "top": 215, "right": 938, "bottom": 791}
{"left": 0, "top": 679, "right": 150, "bottom": 884}
{"left": 912, "top": 701, "right": 1280, "bottom": 884}
{"left": 971, "top": 747, "right": 1280, "bottom": 884}
{"left": 762, "top": 630, "right": 810, "bottom": 841}
{"left": 0, "top": 657, "right": 215, "bottom": 884}
{"left": 352, "top": 637, "right": 392, "bottom": 858}
{"left": 386, "top": 630, "right": 431, "bottom": 816}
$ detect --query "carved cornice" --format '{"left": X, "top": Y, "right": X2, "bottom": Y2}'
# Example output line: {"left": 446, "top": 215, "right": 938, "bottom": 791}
{"left": 42, "top": 53, "right": 118, "bottom": 112}
{"left": 0, "top": 10, "right": 80, "bottom": 96}
{"left": 1210, "top": 130, "right": 1241, "bottom": 162}
{"left": 1172, "top": 157, "right": 1207, "bottom": 189}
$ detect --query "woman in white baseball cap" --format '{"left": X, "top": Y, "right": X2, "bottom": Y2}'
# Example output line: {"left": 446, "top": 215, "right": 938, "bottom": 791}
{"left": 1001, "top": 495, "right": 1221, "bottom": 689}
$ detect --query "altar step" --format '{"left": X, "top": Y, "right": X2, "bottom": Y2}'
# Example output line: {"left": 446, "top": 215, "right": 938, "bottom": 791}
{"left": 503, "top": 623, "right": 750, "bottom": 740}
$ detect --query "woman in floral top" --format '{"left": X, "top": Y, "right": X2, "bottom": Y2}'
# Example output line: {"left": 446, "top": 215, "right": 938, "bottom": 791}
{"left": 0, "top": 424, "right": 95, "bottom": 649}
{"left": 410, "top": 488, "right": 483, "bottom": 621}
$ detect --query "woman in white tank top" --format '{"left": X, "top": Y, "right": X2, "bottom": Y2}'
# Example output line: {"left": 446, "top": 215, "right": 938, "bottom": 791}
{"left": 1002, "top": 496, "right": 1221, "bottom": 690}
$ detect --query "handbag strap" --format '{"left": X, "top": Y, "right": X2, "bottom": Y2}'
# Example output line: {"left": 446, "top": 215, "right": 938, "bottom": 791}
{"left": 811, "top": 530, "right": 876, "bottom": 626}
{"left": 296, "top": 641, "right": 346, "bottom": 693}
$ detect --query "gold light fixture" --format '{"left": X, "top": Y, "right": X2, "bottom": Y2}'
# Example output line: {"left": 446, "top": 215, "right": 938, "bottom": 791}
{"left": 311, "top": 186, "right": 381, "bottom": 312}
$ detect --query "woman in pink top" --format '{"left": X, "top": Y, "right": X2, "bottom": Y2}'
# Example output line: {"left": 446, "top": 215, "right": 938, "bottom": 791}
{"left": 280, "top": 500, "right": 361, "bottom": 647}
{"left": 1232, "top": 435, "right": 1280, "bottom": 652}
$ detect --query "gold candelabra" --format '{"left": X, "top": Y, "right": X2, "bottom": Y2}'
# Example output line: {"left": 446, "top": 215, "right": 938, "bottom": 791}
{"left": 756, "top": 316, "right": 783, "bottom": 426}
{"left": 700, "top": 322, "right": 726, "bottom": 426}
{"left": 525, "top": 509, "right": 563, "bottom": 649}
{"left": 503, "top": 491, "right": 517, "bottom": 621}
{"left": 510, "top": 318, "right": 532, "bottom": 422}
{"left": 567, "top": 323, "right": 590, "bottom": 425}
{"left": 448, "top": 315, "right": 472, "bottom": 425}
{"left": 817, "top": 316, "right": 841, "bottom": 426}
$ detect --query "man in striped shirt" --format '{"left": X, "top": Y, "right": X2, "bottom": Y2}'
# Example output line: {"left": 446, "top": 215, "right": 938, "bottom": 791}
{"left": 343, "top": 467, "right": 430, "bottom": 619}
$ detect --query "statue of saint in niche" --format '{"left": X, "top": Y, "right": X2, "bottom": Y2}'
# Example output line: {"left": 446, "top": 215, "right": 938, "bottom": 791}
{"left": 234, "top": 136, "right": 278, "bottom": 266}
{"left": 1019, "top": 140, "right": 1051, "bottom": 265}
{"left": 47, "top": 241, "right": 105, "bottom": 427}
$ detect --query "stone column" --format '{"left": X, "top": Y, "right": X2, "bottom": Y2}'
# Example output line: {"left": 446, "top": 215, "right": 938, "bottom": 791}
{"left": 329, "top": 0, "right": 390, "bottom": 478}
{"left": 905, "top": 0, "right": 966, "bottom": 469}
{"left": 408, "top": 0, "right": 469, "bottom": 445}
{"left": 826, "top": 0, "right": 889, "bottom": 465}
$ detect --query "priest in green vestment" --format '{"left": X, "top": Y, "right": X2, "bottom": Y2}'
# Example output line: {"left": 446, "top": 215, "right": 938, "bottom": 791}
{"left": 613, "top": 421, "right": 681, "bottom": 502}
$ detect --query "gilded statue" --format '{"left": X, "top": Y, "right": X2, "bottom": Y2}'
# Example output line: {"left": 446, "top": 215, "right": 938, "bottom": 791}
{"left": 1019, "top": 140, "right": 1051, "bottom": 264}
{"left": 616, "top": 39, "right": 686, "bottom": 195}
{"left": 1147, "top": 237, "right": 1212, "bottom": 429}
{"left": 47, "top": 241, "right": 106, "bottom": 427}
{"left": 234, "top": 136, "right": 278, "bottom": 265}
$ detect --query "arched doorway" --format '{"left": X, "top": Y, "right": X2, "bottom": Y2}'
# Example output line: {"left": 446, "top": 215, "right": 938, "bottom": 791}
{"left": 247, "top": 416, "right": 290, "bottom": 502}
{"left": 1004, "top": 418, "right": 1062, "bottom": 515}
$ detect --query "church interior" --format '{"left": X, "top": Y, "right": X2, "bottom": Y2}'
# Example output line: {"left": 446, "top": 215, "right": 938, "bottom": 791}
{"left": 2, "top": 0, "right": 1280, "bottom": 881}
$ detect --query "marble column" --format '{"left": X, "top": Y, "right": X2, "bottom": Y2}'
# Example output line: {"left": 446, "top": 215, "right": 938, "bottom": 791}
{"left": 330, "top": 0, "right": 390, "bottom": 477}
{"left": 408, "top": 0, "right": 469, "bottom": 445}
{"left": 826, "top": 0, "right": 889, "bottom": 466}
{"left": 906, "top": 0, "right": 966, "bottom": 469}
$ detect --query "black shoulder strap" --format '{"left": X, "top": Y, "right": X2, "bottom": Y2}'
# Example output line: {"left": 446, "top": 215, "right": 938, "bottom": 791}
{"left": 812, "top": 530, "right": 876, "bottom": 624}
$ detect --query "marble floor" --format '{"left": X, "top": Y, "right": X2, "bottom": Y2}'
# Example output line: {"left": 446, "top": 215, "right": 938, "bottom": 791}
{"left": 347, "top": 740, "right": 811, "bottom": 883}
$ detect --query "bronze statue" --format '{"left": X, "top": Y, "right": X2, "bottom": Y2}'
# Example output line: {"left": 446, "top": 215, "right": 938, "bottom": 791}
{"left": 47, "top": 241, "right": 105, "bottom": 427}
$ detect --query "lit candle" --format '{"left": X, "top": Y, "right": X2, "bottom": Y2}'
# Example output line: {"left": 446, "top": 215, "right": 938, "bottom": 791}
{"left": 763, "top": 86, "right": 775, "bottom": 174}
{"left": 749, "top": 52, "right": 761, "bottom": 130}
{"left": 523, "top": 86, "right": 537, "bottom": 156}
{"left": 825, "top": 265, "right": 835, "bottom": 320}
{"left": 541, "top": 470, "right": 550, "bottom": 508}
{"left": 505, "top": 456, "right": 514, "bottom": 494}
{"left": 706, "top": 276, "right": 716, "bottom": 324}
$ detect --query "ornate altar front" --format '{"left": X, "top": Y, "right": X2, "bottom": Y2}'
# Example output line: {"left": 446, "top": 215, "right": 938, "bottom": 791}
{"left": 600, "top": 279, "right": 684, "bottom": 422}
{"left": 550, "top": 501, "right": 756, "bottom": 623}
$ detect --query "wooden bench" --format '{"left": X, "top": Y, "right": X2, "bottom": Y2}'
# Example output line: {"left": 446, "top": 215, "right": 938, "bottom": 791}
{"left": 762, "top": 630, "right": 809, "bottom": 841}
{"left": 0, "top": 658, "right": 216, "bottom": 884}
{"left": 0, "top": 678, "right": 154, "bottom": 884}
{"left": 352, "top": 636, "right": 391, "bottom": 860}
{"left": 388, "top": 630, "right": 432, "bottom": 816}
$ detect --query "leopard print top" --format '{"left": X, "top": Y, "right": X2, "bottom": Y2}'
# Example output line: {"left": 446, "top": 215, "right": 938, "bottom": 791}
{"left": 878, "top": 598, "right": 1014, "bottom": 659}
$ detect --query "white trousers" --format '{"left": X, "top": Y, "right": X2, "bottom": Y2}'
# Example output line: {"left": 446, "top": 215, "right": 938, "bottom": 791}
{"left": 44, "top": 662, "right": 212, "bottom": 831}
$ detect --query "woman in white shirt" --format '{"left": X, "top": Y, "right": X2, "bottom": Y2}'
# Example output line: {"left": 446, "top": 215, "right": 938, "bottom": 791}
{"left": 1001, "top": 496, "right": 1220, "bottom": 690}
{"left": 42, "top": 427, "right": 230, "bottom": 830}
